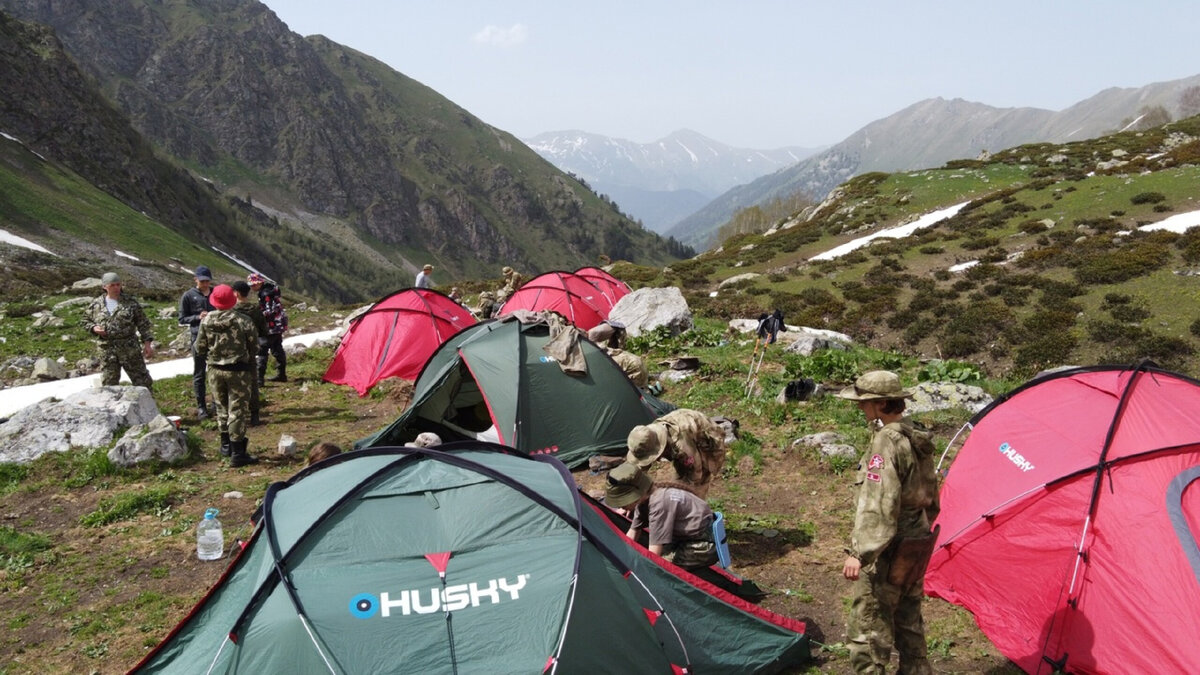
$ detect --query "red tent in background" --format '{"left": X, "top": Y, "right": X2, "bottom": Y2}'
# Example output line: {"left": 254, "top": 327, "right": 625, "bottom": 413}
{"left": 575, "top": 266, "right": 631, "bottom": 308}
{"left": 497, "top": 270, "right": 609, "bottom": 330}
{"left": 925, "top": 363, "right": 1200, "bottom": 675}
{"left": 323, "top": 288, "right": 476, "bottom": 396}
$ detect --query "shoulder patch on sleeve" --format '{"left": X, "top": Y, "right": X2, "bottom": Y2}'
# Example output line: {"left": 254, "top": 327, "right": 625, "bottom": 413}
{"left": 867, "top": 453, "right": 885, "bottom": 470}
{"left": 866, "top": 471, "right": 881, "bottom": 482}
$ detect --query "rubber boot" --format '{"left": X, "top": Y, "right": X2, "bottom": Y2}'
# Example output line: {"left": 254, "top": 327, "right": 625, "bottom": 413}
{"left": 219, "top": 432, "right": 231, "bottom": 457}
{"left": 229, "top": 439, "right": 258, "bottom": 468}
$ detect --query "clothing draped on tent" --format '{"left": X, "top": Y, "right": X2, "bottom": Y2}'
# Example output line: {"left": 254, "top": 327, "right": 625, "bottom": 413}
{"left": 926, "top": 363, "right": 1200, "bottom": 675}
{"left": 323, "top": 289, "right": 476, "bottom": 396}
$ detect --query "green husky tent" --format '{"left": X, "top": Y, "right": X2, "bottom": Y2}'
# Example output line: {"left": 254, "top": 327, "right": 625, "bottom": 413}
{"left": 132, "top": 445, "right": 809, "bottom": 673}
{"left": 359, "top": 317, "right": 661, "bottom": 468}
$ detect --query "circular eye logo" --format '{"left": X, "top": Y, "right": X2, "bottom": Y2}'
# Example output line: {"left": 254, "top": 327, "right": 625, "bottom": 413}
{"left": 349, "top": 593, "right": 379, "bottom": 619}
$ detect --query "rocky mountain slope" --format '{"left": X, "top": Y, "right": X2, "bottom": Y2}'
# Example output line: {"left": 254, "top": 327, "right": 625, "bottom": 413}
{"left": 672, "top": 74, "right": 1200, "bottom": 249}
{"left": 0, "top": 0, "right": 681, "bottom": 302}
{"left": 525, "top": 129, "right": 819, "bottom": 233}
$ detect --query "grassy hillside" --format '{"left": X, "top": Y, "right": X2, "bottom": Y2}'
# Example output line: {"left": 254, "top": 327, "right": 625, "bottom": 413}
{"left": 645, "top": 115, "right": 1200, "bottom": 378}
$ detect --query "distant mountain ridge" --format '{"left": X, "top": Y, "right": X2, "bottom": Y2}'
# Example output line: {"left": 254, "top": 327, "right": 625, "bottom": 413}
{"left": 0, "top": 0, "right": 681, "bottom": 301}
{"left": 524, "top": 129, "right": 821, "bottom": 233}
{"left": 670, "top": 74, "right": 1200, "bottom": 248}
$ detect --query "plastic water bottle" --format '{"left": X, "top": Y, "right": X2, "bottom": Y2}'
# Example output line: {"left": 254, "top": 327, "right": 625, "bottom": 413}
{"left": 196, "top": 508, "right": 224, "bottom": 561}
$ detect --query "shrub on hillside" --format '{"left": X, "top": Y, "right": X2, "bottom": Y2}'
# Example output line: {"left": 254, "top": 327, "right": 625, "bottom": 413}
{"left": 961, "top": 236, "right": 1000, "bottom": 251}
{"left": 919, "top": 245, "right": 945, "bottom": 255}
{"left": 1130, "top": 191, "right": 1166, "bottom": 205}
{"left": 1190, "top": 318, "right": 1200, "bottom": 338}
{"left": 1109, "top": 304, "right": 1151, "bottom": 323}
{"left": 902, "top": 317, "right": 938, "bottom": 347}
{"left": 687, "top": 294, "right": 765, "bottom": 323}
{"left": 1153, "top": 204, "right": 1174, "bottom": 213}
{"left": 3, "top": 301, "right": 43, "bottom": 318}
{"left": 1073, "top": 241, "right": 1171, "bottom": 285}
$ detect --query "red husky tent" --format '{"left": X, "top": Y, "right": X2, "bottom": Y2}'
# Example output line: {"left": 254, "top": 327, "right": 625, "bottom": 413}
{"left": 323, "top": 289, "right": 476, "bottom": 396}
{"left": 575, "top": 266, "right": 631, "bottom": 307}
{"left": 926, "top": 363, "right": 1200, "bottom": 674}
{"left": 132, "top": 445, "right": 809, "bottom": 674}
{"left": 498, "top": 270, "right": 610, "bottom": 330}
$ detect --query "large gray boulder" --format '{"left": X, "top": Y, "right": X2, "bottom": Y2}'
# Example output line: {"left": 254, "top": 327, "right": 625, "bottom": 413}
{"left": 32, "top": 357, "right": 68, "bottom": 381}
{"left": 108, "top": 415, "right": 188, "bottom": 466}
{"left": 908, "top": 381, "right": 994, "bottom": 415}
{"left": 0, "top": 385, "right": 159, "bottom": 464}
{"left": 608, "top": 287, "right": 692, "bottom": 337}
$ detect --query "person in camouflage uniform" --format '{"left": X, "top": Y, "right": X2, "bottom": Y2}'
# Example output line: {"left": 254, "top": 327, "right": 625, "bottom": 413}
{"left": 497, "top": 266, "right": 523, "bottom": 302}
{"left": 82, "top": 272, "right": 155, "bottom": 390}
{"left": 625, "top": 408, "right": 727, "bottom": 498}
{"left": 194, "top": 284, "right": 259, "bottom": 467}
{"left": 232, "top": 281, "right": 267, "bottom": 426}
{"left": 588, "top": 321, "right": 648, "bottom": 387}
{"left": 837, "top": 371, "right": 941, "bottom": 675}
{"left": 179, "top": 265, "right": 214, "bottom": 418}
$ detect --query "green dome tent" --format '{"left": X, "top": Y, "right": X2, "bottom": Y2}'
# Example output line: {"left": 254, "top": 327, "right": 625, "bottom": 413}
{"left": 132, "top": 446, "right": 809, "bottom": 673}
{"left": 358, "top": 316, "right": 663, "bottom": 468}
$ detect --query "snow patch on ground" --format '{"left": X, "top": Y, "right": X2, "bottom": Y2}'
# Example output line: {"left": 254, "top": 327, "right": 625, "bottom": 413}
{"left": 0, "top": 329, "right": 339, "bottom": 418}
{"left": 1139, "top": 208, "right": 1200, "bottom": 234}
{"left": 114, "top": 250, "right": 140, "bottom": 261}
{"left": 0, "top": 228, "right": 56, "bottom": 256}
{"left": 810, "top": 202, "right": 970, "bottom": 261}
{"left": 949, "top": 260, "right": 979, "bottom": 273}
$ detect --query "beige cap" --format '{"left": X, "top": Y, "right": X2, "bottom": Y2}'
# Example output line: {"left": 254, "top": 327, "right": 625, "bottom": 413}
{"left": 625, "top": 423, "right": 669, "bottom": 468}
{"left": 605, "top": 462, "right": 652, "bottom": 508}
{"left": 836, "top": 370, "right": 914, "bottom": 401}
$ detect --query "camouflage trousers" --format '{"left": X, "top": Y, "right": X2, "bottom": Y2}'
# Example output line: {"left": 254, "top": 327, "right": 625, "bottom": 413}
{"left": 208, "top": 367, "right": 252, "bottom": 440}
{"left": 99, "top": 340, "right": 153, "bottom": 390}
{"left": 847, "top": 557, "right": 932, "bottom": 675}
{"left": 662, "top": 539, "right": 718, "bottom": 569}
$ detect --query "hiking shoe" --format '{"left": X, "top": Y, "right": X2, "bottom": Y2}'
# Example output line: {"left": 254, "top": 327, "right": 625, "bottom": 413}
{"left": 196, "top": 406, "right": 209, "bottom": 420}
{"left": 267, "top": 374, "right": 287, "bottom": 383}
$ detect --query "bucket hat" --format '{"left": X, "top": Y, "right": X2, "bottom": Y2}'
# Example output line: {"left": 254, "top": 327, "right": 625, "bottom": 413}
{"left": 836, "top": 370, "right": 914, "bottom": 401}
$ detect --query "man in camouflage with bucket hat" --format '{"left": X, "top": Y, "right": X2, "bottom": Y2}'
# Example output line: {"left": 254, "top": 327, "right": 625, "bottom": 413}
{"left": 83, "top": 272, "right": 155, "bottom": 391}
{"left": 837, "top": 370, "right": 941, "bottom": 675}
{"left": 194, "top": 284, "right": 259, "bottom": 467}
{"left": 625, "top": 408, "right": 727, "bottom": 498}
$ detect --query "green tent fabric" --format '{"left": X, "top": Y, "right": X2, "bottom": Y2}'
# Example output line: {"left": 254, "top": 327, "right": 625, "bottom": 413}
{"left": 358, "top": 317, "right": 662, "bottom": 468}
{"left": 133, "top": 446, "right": 809, "bottom": 674}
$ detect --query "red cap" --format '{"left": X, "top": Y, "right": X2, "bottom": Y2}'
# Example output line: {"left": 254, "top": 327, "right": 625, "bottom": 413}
{"left": 210, "top": 284, "right": 237, "bottom": 310}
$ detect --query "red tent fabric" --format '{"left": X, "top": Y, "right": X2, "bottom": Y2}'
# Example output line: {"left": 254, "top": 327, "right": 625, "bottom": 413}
{"left": 497, "top": 271, "right": 609, "bottom": 330}
{"left": 323, "top": 288, "right": 476, "bottom": 396}
{"left": 575, "top": 266, "right": 631, "bottom": 308}
{"left": 926, "top": 364, "right": 1200, "bottom": 675}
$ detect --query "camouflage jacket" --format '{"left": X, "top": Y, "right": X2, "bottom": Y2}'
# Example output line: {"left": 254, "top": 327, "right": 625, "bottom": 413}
{"left": 83, "top": 293, "right": 154, "bottom": 346}
{"left": 659, "top": 408, "right": 727, "bottom": 490}
{"left": 849, "top": 420, "right": 941, "bottom": 566}
{"left": 234, "top": 300, "right": 268, "bottom": 341}
{"left": 194, "top": 310, "right": 257, "bottom": 367}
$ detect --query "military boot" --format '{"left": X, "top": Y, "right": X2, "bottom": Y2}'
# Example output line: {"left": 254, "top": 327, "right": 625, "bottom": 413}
{"left": 229, "top": 439, "right": 259, "bottom": 468}
{"left": 219, "top": 432, "right": 231, "bottom": 457}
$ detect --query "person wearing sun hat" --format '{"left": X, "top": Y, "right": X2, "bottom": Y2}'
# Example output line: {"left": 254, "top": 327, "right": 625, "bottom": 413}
{"left": 497, "top": 265, "right": 523, "bottom": 302}
{"left": 604, "top": 462, "right": 718, "bottom": 570}
{"left": 194, "top": 284, "right": 260, "bottom": 467}
{"left": 624, "top": 408, "right": 727, "bottom": 498}
{"left": 837, "top": 370, "right": 940, "bottom": 675}
{"left": 247, "top": 272, "right": 289, "bottom": 384}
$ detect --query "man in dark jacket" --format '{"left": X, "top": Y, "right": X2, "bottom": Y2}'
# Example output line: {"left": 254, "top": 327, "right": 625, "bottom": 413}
{"left": 232, "top": 281, "right": 267, "bottom": 425}
{"left": 179, "top": 265, "right": 214, "bottom": 419}
{"left": 248, "top": 273, "right": 288, "bottom": 383}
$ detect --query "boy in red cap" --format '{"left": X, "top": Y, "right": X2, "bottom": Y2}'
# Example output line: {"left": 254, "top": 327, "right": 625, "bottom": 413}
{"left": 194, "top": 284, "right": 259, "bottom": 467}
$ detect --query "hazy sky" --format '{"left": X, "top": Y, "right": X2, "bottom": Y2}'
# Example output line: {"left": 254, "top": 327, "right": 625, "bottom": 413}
{"left": 262, "top": 1, "right": 1200, "bottom": 149}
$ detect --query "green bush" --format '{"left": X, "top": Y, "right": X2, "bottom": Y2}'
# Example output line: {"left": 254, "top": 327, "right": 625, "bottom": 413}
{"left": 787, "top": 348, "right": 859, "bottom": 383}
{"left": 1130, "top": 191, "right": 1166, "bottom": 205}
{"left": 1073, "top": 241, "right": 1170, "bottom": 285}
{"left": 1190, "top": 318, "right": 1200, "bottom": 338}
{"left": 918, "top": 359, "right": 983, "bottom": 383}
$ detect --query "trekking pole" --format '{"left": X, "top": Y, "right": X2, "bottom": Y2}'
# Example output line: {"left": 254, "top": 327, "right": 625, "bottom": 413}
{"left": 743, "top": 337, "right": 762, "bottom": 396}
{"left": 744, "top": 341, "right": 768, "bottom": 398}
